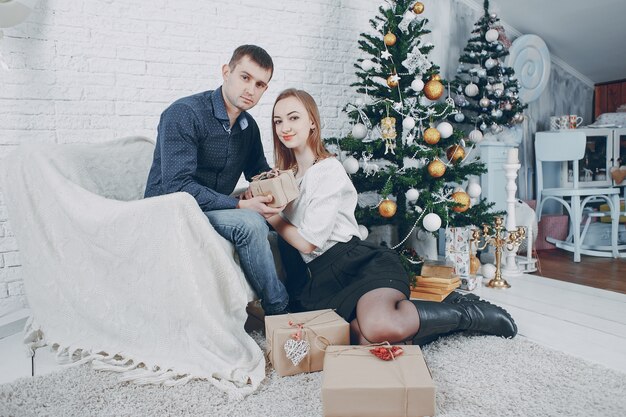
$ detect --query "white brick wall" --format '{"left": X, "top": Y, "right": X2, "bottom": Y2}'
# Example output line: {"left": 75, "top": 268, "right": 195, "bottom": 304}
{"left": 0, "top": 0, "right": 404, "bottom": 317}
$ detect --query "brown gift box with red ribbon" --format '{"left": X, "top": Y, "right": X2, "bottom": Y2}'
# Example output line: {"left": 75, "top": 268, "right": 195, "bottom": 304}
{"left": 250, "top": 169, "right": 300, "bottom": 208}
{"left": 265, "top": 309, "right": 349, "bottom": 377}
{"left": 322, "top": 345, "right": 436, "bottom": 417}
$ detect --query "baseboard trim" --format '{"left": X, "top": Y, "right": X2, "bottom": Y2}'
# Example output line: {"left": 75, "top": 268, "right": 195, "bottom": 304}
{"left": 0, "top": 308, "right": 30, "bottom": 340}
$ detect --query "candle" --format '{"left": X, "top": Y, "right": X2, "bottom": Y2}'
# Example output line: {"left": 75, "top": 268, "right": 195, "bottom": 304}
{"left": 507, "top": 147, "right": 519, "bottom": 164}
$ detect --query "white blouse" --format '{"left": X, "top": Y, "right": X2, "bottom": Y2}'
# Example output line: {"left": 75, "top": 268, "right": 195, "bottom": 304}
{"left": 280, "top": 157, "right": 361, "bottom": 263}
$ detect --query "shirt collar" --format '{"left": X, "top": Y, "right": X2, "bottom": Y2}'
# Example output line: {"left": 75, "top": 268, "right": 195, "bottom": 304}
{"left": 212, "top": 86, "right": 249, "bottom": 131}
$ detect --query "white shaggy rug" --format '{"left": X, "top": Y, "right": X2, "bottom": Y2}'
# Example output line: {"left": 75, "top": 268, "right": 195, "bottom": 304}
{"left": 1, "top": 333, "right": 625, "bottom": 417}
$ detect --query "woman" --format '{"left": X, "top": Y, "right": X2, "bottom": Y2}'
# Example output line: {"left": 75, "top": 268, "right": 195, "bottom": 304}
{"left": 267, "top": 88, "right": 517, "bottom": 345}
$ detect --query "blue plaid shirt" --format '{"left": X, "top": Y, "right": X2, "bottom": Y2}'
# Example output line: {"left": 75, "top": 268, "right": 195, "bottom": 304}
{"left": 144, "top": 87, "right": 271, "bottom": 211}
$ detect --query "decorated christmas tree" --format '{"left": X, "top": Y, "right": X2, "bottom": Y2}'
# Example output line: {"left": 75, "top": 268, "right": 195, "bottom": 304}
{"left": 452, "top": 0, "right": 527, "bottom": 142}
{"left": 327, "top": 0, "right": 499, "bottom": 273}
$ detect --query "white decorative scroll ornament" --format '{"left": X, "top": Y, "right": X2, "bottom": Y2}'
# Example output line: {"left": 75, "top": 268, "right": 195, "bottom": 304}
{"left": 504, "top": 34, "right": 551, "bottom": 103}
{"left": 401, "top": 47, "right": 431, "bottom": 74}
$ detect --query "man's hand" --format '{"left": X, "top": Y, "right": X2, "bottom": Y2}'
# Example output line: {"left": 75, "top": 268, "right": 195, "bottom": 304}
{"left": 237, "top": 194, "right": 285, "bottom": 218}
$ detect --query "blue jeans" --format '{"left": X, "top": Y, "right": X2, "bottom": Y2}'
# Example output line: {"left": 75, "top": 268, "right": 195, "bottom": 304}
{"left": 204, "top": 209, "right": 288, "bottom": 314}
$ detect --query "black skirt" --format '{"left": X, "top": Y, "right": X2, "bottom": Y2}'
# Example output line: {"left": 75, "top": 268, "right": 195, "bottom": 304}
{"left": 299, "top": 237, "right": 411, "bottom": 322}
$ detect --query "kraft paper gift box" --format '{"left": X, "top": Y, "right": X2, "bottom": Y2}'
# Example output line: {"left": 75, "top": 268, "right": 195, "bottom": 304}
{"left": 265, "top": 309, "right": 349, "bottom": 377}
{"left": 445, "top": 227, "right": 471, "bottom": 278}
{"left": 250, "top": 169, "right": 299, "bottom": 208}
{"left": 322, "top": 345, "right": 436, "bottom": 417}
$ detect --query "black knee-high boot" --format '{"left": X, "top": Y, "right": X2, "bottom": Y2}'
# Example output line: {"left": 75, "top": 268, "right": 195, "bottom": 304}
{"left": 411, "top": 299, "right": 517, "bottom": 346}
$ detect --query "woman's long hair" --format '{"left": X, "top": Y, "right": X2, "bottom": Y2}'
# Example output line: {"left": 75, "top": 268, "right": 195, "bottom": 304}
{"left": 272, "top": 88, "right": 332, "bottom": 170}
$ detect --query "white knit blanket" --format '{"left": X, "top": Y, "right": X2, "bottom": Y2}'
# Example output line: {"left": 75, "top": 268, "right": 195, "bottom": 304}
{"left": 0, "top": 136, "right": 265, "bottom": 395}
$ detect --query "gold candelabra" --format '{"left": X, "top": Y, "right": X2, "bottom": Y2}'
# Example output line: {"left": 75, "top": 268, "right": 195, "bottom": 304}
{"left": 471, "top": 217, "right": 526, "bottom": 289}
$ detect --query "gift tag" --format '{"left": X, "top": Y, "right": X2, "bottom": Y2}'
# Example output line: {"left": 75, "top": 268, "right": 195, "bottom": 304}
{"left": 284, "top": 338, "right": 310, "bottom": 366}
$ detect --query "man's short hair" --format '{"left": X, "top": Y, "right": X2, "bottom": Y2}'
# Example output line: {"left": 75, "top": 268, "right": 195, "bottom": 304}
{"left": 228, "top": 45, "right": 274, "bottom": 78}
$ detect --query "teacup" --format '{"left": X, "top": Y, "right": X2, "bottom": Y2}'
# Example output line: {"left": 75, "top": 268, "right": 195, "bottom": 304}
{"left": 558, "top": 115, "right": 570, "bottom": 130}
{"left": 549, "top": 116, "right": 560, "bottom": 131}
{"left": 568, "top": 115, "right": 583, "bottom": 129}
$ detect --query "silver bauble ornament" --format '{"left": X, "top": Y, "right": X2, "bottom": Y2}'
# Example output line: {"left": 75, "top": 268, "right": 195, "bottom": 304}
{"left": 402, "top": 117, "right": 416, "bottom": 130}
{"left": 358, "top": 224, "right": 369, "bottom": 240}
{"left": 351, "top": 123, "right": 368, "bottom": 139}
{"left": 477, "top": 68, "right": 487, "bottom": 78}
{"left": 360, "top": 59, "right": 374, "bottom": 71}
{"left": 454, "top": 112, "right": 465, "bottom": 122}
{"left": 485, "top": 29, "right": 499, "bottom": 43}
{"left": 469, "top": 129, "right": 484, "bottom": 143}
{"left": 485, "top": 58, "right": 496, "bottom": 69}
{"left": 342, "top": 156, "right": 360, "bottom": 174}
{"left": 464, "top": 83, "right": 479, "bottom": 97}
{"left": 411, "top": 78, "right": 425, "bottom": 92}
{"left": 423, "top": 213, "right": 442, "bottom": 232}
{"left": 436, "top": 121, "right": 454, "bottom": 139}
{"left": 479, "top": 97, "right": 490, "bottom": 108}
{"left": 405, "top": 188, "right": 420, "bottom": 202}
{"left": 480, "top": 122, "right": 487, "bottom": 131}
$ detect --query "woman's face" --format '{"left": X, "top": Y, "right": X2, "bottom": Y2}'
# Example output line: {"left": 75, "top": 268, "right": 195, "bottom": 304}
{"left": 273, "top": 96, "right": 315, "bottom": 152}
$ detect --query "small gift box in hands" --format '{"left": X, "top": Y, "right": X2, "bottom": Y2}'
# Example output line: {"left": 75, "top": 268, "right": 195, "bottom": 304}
{"left": 250, "top": 168, "right": 299, "bottom": 208}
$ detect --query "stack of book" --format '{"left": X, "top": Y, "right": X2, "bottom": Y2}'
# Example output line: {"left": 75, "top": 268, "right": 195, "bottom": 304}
{"left": 410, "top": 261, "right": 461, "bottom": 302}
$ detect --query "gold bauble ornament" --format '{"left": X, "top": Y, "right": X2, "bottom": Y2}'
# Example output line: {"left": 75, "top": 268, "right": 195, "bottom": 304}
{"left": 412, "top": 2, "right": 425, "bottom": 14}
{"left": 423, "top": 127, "right": 441, "bottom": 145}
{"left": 446, "top": 145, "right": 466, "bottom": 163}
{"left": 431, "top": 74, "right": 442, "bottom": 81}
{"left": 386, "top": 74, "right": 399, "bottom": 88}
{"left": 423, "top": 79, "right": 444, "bottom": 100}
{"left": 427, "top": 159, "right": 446, "bottom": 178}
{"left": 384, "top": 32, "right": 397, "bottom": 47}
{"left": 470, "top": 254, "right": 481, "bottom": 275}
{"left": 378, "top": 199, "right": 398, "bottom": 218}
{"left": 451, "top": 190, "right": 471, "bottom": 213}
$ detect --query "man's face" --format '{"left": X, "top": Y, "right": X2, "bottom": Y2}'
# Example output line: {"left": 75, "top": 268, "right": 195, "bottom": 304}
{"left": 222, "top": 55, "right": 272, "bottom": 112}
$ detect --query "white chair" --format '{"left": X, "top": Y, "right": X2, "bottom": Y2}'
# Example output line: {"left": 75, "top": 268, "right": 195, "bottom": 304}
{"left": 535, "top": 131, "right": 621, "bottom": 262}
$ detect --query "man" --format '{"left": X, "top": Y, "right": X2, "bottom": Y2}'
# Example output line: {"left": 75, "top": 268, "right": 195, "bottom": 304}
{"left": 144, "top": 45, "right": 289, "bottom": 315}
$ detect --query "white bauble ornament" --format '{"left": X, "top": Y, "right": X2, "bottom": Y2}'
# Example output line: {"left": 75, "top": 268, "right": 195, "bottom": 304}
{"left": 422, "top": 213, "right": 442, "bottom": 232}
{"left": 454, "top": 113, "right": 465, "bottom": 123}
{"left": 495, "top": 109, "right": 503, "bottom": 118}
{"left": 482, "top": 263, "right": 497, "bottom": 280}
{"left": 485, "top": 29, "right": 499, "bottom": 42}
{"left": 360, "top": 59, "right": 374, "bottom": 71}
{"left": 351, "top": 123, "right": 368, "bottom": 139}
{"left": 436, "top": 122, "right": 453, "bottom": 139}
{"left": 485, "top": 58, "right": 496, "bottom": 69}
{"left": 464, "top": 83, "right": 479, "bottom": 97}
{"left": 469, "top": 129, "right": 484, "bottom": 143}
{"left": 402, "top": 117, "right": 416, "bottom": 130}
{"left": 405, "top": 188, "right": 420, "bottom": 202}
{"left": 466, "top": 179, "right": 482, "bottom": 198}
{"left": 480, "top": 122, "right": 487, "bottom": 131}
{"left": 411, "top": 78, "right": 424, "bottom": 92}
{"left": 342, "top": 156, "right": 360, "bottom": 174}
{"left": 477, "top": 68, "right": 487, "bottom": 78}
{"left": 358, "top": 224, "right": 369, "bottom": 240}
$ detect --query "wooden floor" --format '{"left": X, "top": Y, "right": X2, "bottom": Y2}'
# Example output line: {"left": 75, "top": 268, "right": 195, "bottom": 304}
{"left": 532, "top": 249, "right": 626, "bottom": 294}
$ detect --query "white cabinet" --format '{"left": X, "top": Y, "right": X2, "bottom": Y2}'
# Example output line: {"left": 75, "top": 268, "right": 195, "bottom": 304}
{"left": 478, "top": 141, "right": 514, "bottom": 212}
{"left": 559, "top": 127, "right": 626, "bottom": 188}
